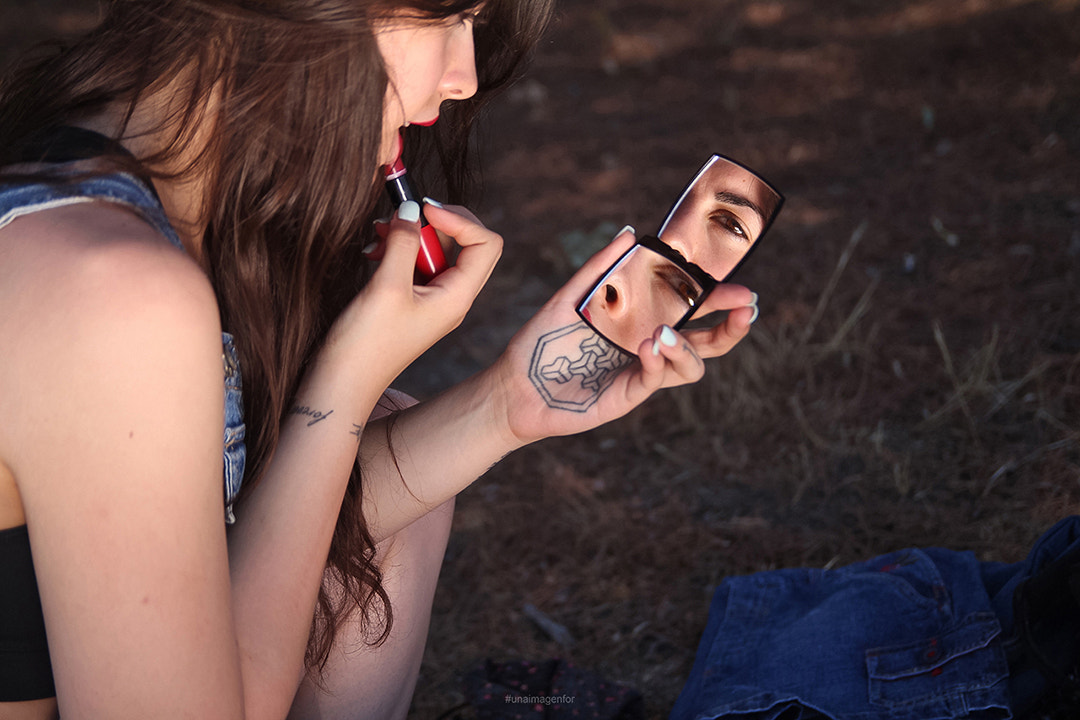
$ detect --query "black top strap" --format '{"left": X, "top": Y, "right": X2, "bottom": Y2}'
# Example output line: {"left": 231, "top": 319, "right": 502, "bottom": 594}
{"left": 12, "top": 125, "right": 134, "bottom": 165}
{"left": 0, "top": 525, "right": 55, "bottom": 701}
{"left": 6, "top": 125, "right": 161, "bottom": 202}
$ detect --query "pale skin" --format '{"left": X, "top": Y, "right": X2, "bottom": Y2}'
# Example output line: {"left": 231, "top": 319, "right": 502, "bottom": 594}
{"left": 0, "top": 11, "right": 758, "bottom": 720}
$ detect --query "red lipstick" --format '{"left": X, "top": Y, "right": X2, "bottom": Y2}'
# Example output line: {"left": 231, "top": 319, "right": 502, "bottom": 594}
{"left": 383, "top": 133, "right": 448, "bottom": 282}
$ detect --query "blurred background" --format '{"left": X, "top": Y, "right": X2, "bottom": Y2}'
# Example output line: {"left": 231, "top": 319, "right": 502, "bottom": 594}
{"left": 4, "top": 0, "right": 1078, "bottom": 717}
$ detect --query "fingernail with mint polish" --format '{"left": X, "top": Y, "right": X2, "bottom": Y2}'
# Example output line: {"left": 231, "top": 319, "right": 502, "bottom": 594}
{"left": 422, "top": 197, "right": 444, "bottom": 209}
{"left": 744, "top": 292, "right": 760, "bottom": 324}
{"left": 362, "top": 239, "right": 386, "bottom": 260}
{"left": 398, "top": 200, "right": 420, "bottom": 223}
{"left": 372, "top": 218, "right": 389, "bottom": 239}
{"left": 660, "top": 325, "right": 678, "bottom": 347}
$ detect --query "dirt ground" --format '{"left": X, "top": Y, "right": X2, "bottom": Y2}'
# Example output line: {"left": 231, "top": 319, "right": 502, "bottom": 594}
{"left": 3, "top": 0, "right": 1078, "bottom": 718}
{"left": 403, "top": 0, "right": 1080, "bottom": 716}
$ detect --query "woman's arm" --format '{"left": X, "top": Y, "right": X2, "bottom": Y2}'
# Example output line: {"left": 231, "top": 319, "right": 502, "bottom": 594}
{"left": 222, "top": 203, "right": 504, "bottom": 718}
{"left": 357, "top": 210, "right": 759, "bottom": 543}
{"left": 5, "top": 200, "right": 501, "bottom": 719}
{"left": 4, "top": 205, "right": 246, "bottom": 719}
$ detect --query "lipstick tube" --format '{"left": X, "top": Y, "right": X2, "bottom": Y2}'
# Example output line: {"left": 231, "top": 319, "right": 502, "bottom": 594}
{"left": 383, "top": 151, "right": 448, "bottom": 282}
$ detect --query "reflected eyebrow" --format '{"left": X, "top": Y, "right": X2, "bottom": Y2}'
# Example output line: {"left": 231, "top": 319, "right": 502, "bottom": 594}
{"left": 715, "top": 191, "right": 766, "bottom": 224}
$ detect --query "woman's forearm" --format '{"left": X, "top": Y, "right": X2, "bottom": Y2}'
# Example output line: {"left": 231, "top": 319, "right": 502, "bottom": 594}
{"left": 225, "top": 350, "right": 388, "bottom": 719}
{"left": 358, "top": 366, "right": 525, "bottom": 543}
{"left": 220, "top": 204, "right": 509, "bottom": 716}
{"left": 224, "top": 361, "right": 519, "bottom": 716}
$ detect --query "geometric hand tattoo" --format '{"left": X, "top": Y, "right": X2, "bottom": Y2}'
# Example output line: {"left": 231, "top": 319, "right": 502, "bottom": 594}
{"left": 528, "top": 321, "right": 631, "bottom": 412}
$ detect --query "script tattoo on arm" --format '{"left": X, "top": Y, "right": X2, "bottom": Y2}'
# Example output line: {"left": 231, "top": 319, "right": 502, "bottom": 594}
{"left": 289, "top": 404, "right": 334, "bottom": 426}
{"left": 527, "top": 321, "right": 631, "bottom": 412}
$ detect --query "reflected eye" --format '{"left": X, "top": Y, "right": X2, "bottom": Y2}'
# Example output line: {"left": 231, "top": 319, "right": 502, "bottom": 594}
{"left": 710, "top": 211, "right": 750, "bottom": 242}
{"left": 677, "top": 280, "right": 699, "bottom": 307}
{"left": 655, "top": 266, "right": 701, "bottom": 308}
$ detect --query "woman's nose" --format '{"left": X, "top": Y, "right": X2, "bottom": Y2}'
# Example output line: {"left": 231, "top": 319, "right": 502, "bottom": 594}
{"left": 442, "top": 24, "right": 478, "bottom": 101}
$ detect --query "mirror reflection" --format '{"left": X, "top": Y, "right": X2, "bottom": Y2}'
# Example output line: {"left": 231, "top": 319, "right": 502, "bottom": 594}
{"left": 577, "top": 155, "right": 783, "bottom": 355}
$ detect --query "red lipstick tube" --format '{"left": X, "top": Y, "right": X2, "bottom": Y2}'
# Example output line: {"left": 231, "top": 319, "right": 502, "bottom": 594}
{"left": 383, "top": 140, "right": 448, "bottom": 282}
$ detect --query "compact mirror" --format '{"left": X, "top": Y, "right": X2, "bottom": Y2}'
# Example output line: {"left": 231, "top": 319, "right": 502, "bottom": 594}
{"left": 576, "top": 154, "right": 784, "bottom": 355}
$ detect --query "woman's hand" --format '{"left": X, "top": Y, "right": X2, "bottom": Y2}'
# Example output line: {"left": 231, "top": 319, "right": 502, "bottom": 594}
{"left": 487, "top": 227, "right": 758, "bottom": 445}
{"left": 348, "top": 224, "right": 757, "bottom": 542}
{"left": 324, "top": 200, "right": 501, "bottom": 391}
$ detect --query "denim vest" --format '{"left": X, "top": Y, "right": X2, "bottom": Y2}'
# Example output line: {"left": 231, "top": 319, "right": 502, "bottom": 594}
{"left": 0, "top": 172, "right": 246, "bottom": 523}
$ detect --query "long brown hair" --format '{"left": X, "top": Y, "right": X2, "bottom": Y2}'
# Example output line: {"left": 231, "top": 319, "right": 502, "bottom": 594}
{"left": 0, "top": 0, "right": 552, "bottom": 674}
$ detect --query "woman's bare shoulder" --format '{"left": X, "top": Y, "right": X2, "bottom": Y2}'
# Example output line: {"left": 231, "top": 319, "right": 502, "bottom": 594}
{"left": 0, "top": 204, "right": 244, "bottom": 715}
{"left": 2, "top": 199, "right": 214, "bottom": 308}
{"left": 0, "top": 200, "right": 224, "bottom": 478}
{"left": 0, "top": 200, "right": 220, "bottom": 346}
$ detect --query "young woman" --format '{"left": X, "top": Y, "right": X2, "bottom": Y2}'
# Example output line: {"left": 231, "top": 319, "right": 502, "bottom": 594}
{"left": 0, "top": 1, "right": 760, "bottom": 718}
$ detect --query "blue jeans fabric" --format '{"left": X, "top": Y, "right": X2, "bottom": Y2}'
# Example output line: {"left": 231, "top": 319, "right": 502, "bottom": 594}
{"left": 671, "top": 516, "right": 1080, "bottom": 720}
{"left": 980, "top": 515, "right": 1080, "bottom": 713}
{"left": 0, "top": 172, "right": 246, "bottom": 522}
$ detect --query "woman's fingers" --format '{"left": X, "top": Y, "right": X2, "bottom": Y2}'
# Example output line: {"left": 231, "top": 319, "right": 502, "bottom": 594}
{"left": 373, "top": 202, "right": 423, "bottom": 284}
{"left": 362, "top": 220, "right": 389, "bottom": 261}
{"left": 420, "top": 201, "right": 502, "bottom": 286}
{"left": 674, "top": 284, "right": 759, "bottom": 359}
{"left": 419, "top": 200, "right": 488, "bottom": 248}
{"left": 621, "top": 324, "right": 706, "bottom": 405}
{"left": 694, "top": 283, "right": 757, "bottom": 316}
{"left": 421, "top": 198, "right": 482, "bottom": 228}
{"left": 651, "top": 325, "right": 705, "bottom": 381}
{"left": 683, "top": 304, "right": 756, "bottom": 358}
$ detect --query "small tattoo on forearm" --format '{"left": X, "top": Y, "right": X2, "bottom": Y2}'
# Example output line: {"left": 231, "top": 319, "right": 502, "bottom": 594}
{"left": 350, "top": 423, "right": 363, "bottom": 439}
{"left": 289, "top": 404, "right": 334, "bottom": 426}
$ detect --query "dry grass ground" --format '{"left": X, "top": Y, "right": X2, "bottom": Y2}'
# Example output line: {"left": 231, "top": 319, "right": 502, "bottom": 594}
{"left": 403, "top": 0, "right": 1080, "bottom": 716}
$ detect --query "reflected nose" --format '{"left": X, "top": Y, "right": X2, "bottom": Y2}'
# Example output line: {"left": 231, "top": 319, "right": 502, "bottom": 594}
{"left": 442, "top": 24, "right": 478, "bottom": 101}
{"left": 660, "top": 217, "right": 694, "bottom": 267}
{"left": 600, "top": 281, "right": 630, "bottom": 318}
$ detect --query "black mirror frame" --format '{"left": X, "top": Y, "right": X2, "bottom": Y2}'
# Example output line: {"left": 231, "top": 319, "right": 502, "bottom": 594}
{"left": 574, "top": 235, "right": 716, "bottom": 354}
{"left": 656, "top": 153, "right": 785, "bottom": 287}
{"left": 575, "top": 153, "right": 785, "bottom": 355}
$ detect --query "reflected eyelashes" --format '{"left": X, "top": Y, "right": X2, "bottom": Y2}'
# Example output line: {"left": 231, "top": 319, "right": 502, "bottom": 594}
{"left": 710, "top": 210, "right": 752, "bottom": 244}
{"left": 653, "top": 266, "right": 701, "bottom": 308}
